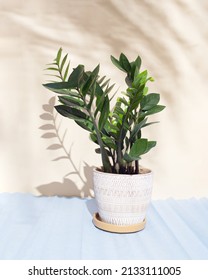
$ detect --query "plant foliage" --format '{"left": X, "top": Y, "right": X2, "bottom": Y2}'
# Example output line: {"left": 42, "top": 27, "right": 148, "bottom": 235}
{"left": 43, "top": 48, "right": 165, "bottom": 174}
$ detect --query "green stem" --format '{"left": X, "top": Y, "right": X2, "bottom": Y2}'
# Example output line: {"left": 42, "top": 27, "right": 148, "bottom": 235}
{"left": 135, "top": 160, "right": 139, "bottom": 174}
{"left": 88, "top": 111, "right": 112, "bottom": 173}
{"left": 79, "top": 88, "right": 112, "bottom": 173}
{"left": 116, "top": 106, "right": 131, "bottom": 168}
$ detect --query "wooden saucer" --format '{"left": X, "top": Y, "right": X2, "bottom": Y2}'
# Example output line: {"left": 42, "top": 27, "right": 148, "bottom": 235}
{"left": 93, "top": 213, "right": 146, "bottom": 233}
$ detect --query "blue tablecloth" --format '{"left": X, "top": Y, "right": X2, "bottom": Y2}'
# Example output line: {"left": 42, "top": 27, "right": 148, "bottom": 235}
{"left": 0, "top": 193, "right": 207, "bottom": 260}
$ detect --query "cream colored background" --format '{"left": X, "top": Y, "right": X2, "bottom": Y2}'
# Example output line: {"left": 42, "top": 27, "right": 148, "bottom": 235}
{"left": 0, "top": 0, "right": 208, "bottom": 199}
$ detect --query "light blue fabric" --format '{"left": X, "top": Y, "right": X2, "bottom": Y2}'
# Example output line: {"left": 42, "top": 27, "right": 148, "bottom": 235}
{"left": 0, "top": 193, "right": 207, "bottom": 260}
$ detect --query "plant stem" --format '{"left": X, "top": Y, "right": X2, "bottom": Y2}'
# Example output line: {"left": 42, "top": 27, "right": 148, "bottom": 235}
{"left": 135, "top": 160, "right": 139, "bottom": 174}
{"left": 78, "top": 87, "right": 112, "bottom": 173}
{"left": 116, "top": 106, "right": 131, "bottom": 170}
{"left": 88, "top": 110, "right": 112, "bottom": 173}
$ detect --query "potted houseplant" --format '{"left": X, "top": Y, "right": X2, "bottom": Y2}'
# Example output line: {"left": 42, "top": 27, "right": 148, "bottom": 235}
{"left": 43, "top": 48, "right": 165, "bottom": 233}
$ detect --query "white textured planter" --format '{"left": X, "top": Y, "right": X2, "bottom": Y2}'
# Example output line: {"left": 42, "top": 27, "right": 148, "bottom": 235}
{"left": 93, "top": 168, "right": 153, "bottom": 226}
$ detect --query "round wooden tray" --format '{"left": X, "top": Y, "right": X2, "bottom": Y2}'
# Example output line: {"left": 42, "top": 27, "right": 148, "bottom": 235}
{"left": 93, "top": 213, "right": 146, "bottom": 233}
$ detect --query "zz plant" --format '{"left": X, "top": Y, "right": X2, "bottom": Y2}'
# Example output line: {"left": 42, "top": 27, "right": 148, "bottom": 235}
{"left": 43, "top": 49, "right": 165, "bottom": 174}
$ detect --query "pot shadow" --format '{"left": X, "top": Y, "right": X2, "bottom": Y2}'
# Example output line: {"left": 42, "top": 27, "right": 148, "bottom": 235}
{"left": 37, "top": 96, "right": 94, "bottom": 198}
{"left": 36, "top": 178, "right": 93, "bottom": 198}
{"left": 85, "top": 198, "right": 97, "bottom": 217}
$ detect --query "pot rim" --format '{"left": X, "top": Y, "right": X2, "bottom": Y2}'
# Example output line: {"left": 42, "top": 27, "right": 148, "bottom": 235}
{"left": 93, "top": 167, "right": 152, "bottom": 177}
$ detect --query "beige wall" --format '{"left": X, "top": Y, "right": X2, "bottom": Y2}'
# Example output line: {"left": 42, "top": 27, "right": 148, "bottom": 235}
{"left": 0, "top": 0, "right": 208, "bottom": 198}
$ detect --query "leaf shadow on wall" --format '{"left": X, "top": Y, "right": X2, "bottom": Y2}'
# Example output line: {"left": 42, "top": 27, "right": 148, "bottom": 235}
{"left": 36, "top": 97, "right": 94, "bottom": 198}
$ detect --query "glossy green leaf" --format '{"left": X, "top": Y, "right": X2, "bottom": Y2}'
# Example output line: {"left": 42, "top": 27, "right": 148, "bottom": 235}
{"left": 145, "top": 141, "right": 156, "bottom": 153}
{"left": 129, "top": 118, "right": 147, "bottom": 142}
{"left": 129, "top": 138, "right": 148, "bottom": 160}
{"left": 141, "top": 93, "right": 160, "bottom": 111}
{"left": 102, "top": 135, "right": 116, "bottom": 149}
{"left": 58, "top": 96, "right": 84, "bottom": 107}
{"left": 64, "top": 64, "right": 70, "bottom": 81}
{"left": 67, "top": 64, "right": 84, "bottom": 87}
{"left": 90, "top": 133, "right": 98, "bottom": 144}
{"left": 56, "top": 48, "right": 62, "bottom": 65}
{"left": 133, "top": 70, "right": 148, "bottom": 88}
{"left": 43, "top": 82, "right": 71, "bottom": 90}
{"left": 119, "top": 53, "right": 131, "bottom": 73}
{"left": 75, "top": 119, "right": 93, "bottom": 132}
{"left": 45, "top": 67, "right": 59, "bottom": 71}
{"left": 98, "top": 97, "right": 110, "bottom": 130}
{"left": 82, "top": 64, "right": 99, "bottom": 95}
{"left": 143, "top": 105, "right": 166, "bottom": 116}
{"left": 110, "top": 55, "right": 126, "bottom": 72}
{"left": 55, "top": 105, "right": 87, "bottom": 120}
{"left": 123, "top": 153, "right": 134, "bottom": 163}
{"left": 60, "top": 54, "right": 68, "bottom": 71}
{"left": 43, "top": 51, "right": 165, "bottom": 174}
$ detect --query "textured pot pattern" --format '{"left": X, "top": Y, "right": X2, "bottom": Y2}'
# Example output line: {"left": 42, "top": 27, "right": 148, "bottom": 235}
{"left": 93, "top": 169, "right": 153, "bottom": 226}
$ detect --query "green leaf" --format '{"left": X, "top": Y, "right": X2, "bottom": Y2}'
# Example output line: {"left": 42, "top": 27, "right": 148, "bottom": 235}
{"left": 131, "top": 56, "right": 142, "bottom": 81}
{"left": 145, "top": 141, "right": 156, "bottom": 153}
{"left": 119, "top": 53, "right": 131, "bottom": 73}
{"left": 133, "top": 70, "right": 148, "bottom": 88}
{"left": 55, "top": 105, "right": 87, "bottom": 120}
{"left": 123, "top": 153, "right": 134, "bottom": 163}
{"left": 45, "top": 67, "right": 59, "bottom": 71}
{"left": 102, "top": 135, "right": 116, "bottom": 149}
{"left": 134, "top": 55, "right": 141, "bottom": 70}
{"left": 58, "top": 96, "right": 84, "bottom": 107}
{"left": 130, "top": 56, "right": 142, "bottom": 80}
{"left": 129, "top": 118, "right": 147, "bottom": 142}
{"left": 64, "top": 64, "right": 70, "bottom": 81}
{"left": 94, "top": 91, "right": 106, "bottom": 117}
{"left": 68, "top": 64, "right": 84, "bottom": 87}
{"left": 142, "top": 121, "right": 159, "bottom": 128}
{"left": 56, "top": 48, "right": 62, "bottom": 65}
{"left": 75, "top": 119, "right": 93, "bottom": 132}
{"left": 143, "top": 105, "right": 166, "bottom": 116}
{"left": 110, "top": 55, "right": 126, "bottom": 72}
{"left": 43, "top": 84, "right": 79, "bottom": 96}
{"left": 129, "top": 138, "right": 148, "bottom": 160}
{"left": 82, "top": 64, "right": 99, "bottom": 95}
{"left": 141, "top": 93, "right": 160, "bottom": 111}
{"left": 118, "top": 97, "right": 128, "bottom": 106}
{"left": 98, "top": 97, "right": 110, "bottom": 130}
{"left": 43, "top": 82, "right": 71, "bottom": 90}
{"left": 124, "top": 139, "right": 156, "bottom": 162}
{"left": 90, "top": 133, "right": 98, "bottom": 144}
{"left": 60, "top": 54, "right": 68, "bottom": 71}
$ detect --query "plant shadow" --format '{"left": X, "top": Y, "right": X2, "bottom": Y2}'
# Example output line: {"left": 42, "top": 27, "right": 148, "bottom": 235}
{"left": 37, "top": 96, "right": 94, "bottom": 198}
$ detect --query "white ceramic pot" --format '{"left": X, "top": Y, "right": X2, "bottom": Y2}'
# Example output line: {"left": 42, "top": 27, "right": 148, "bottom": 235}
{"left": 93, "top": 168, "right": 153, "bottom": 226}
